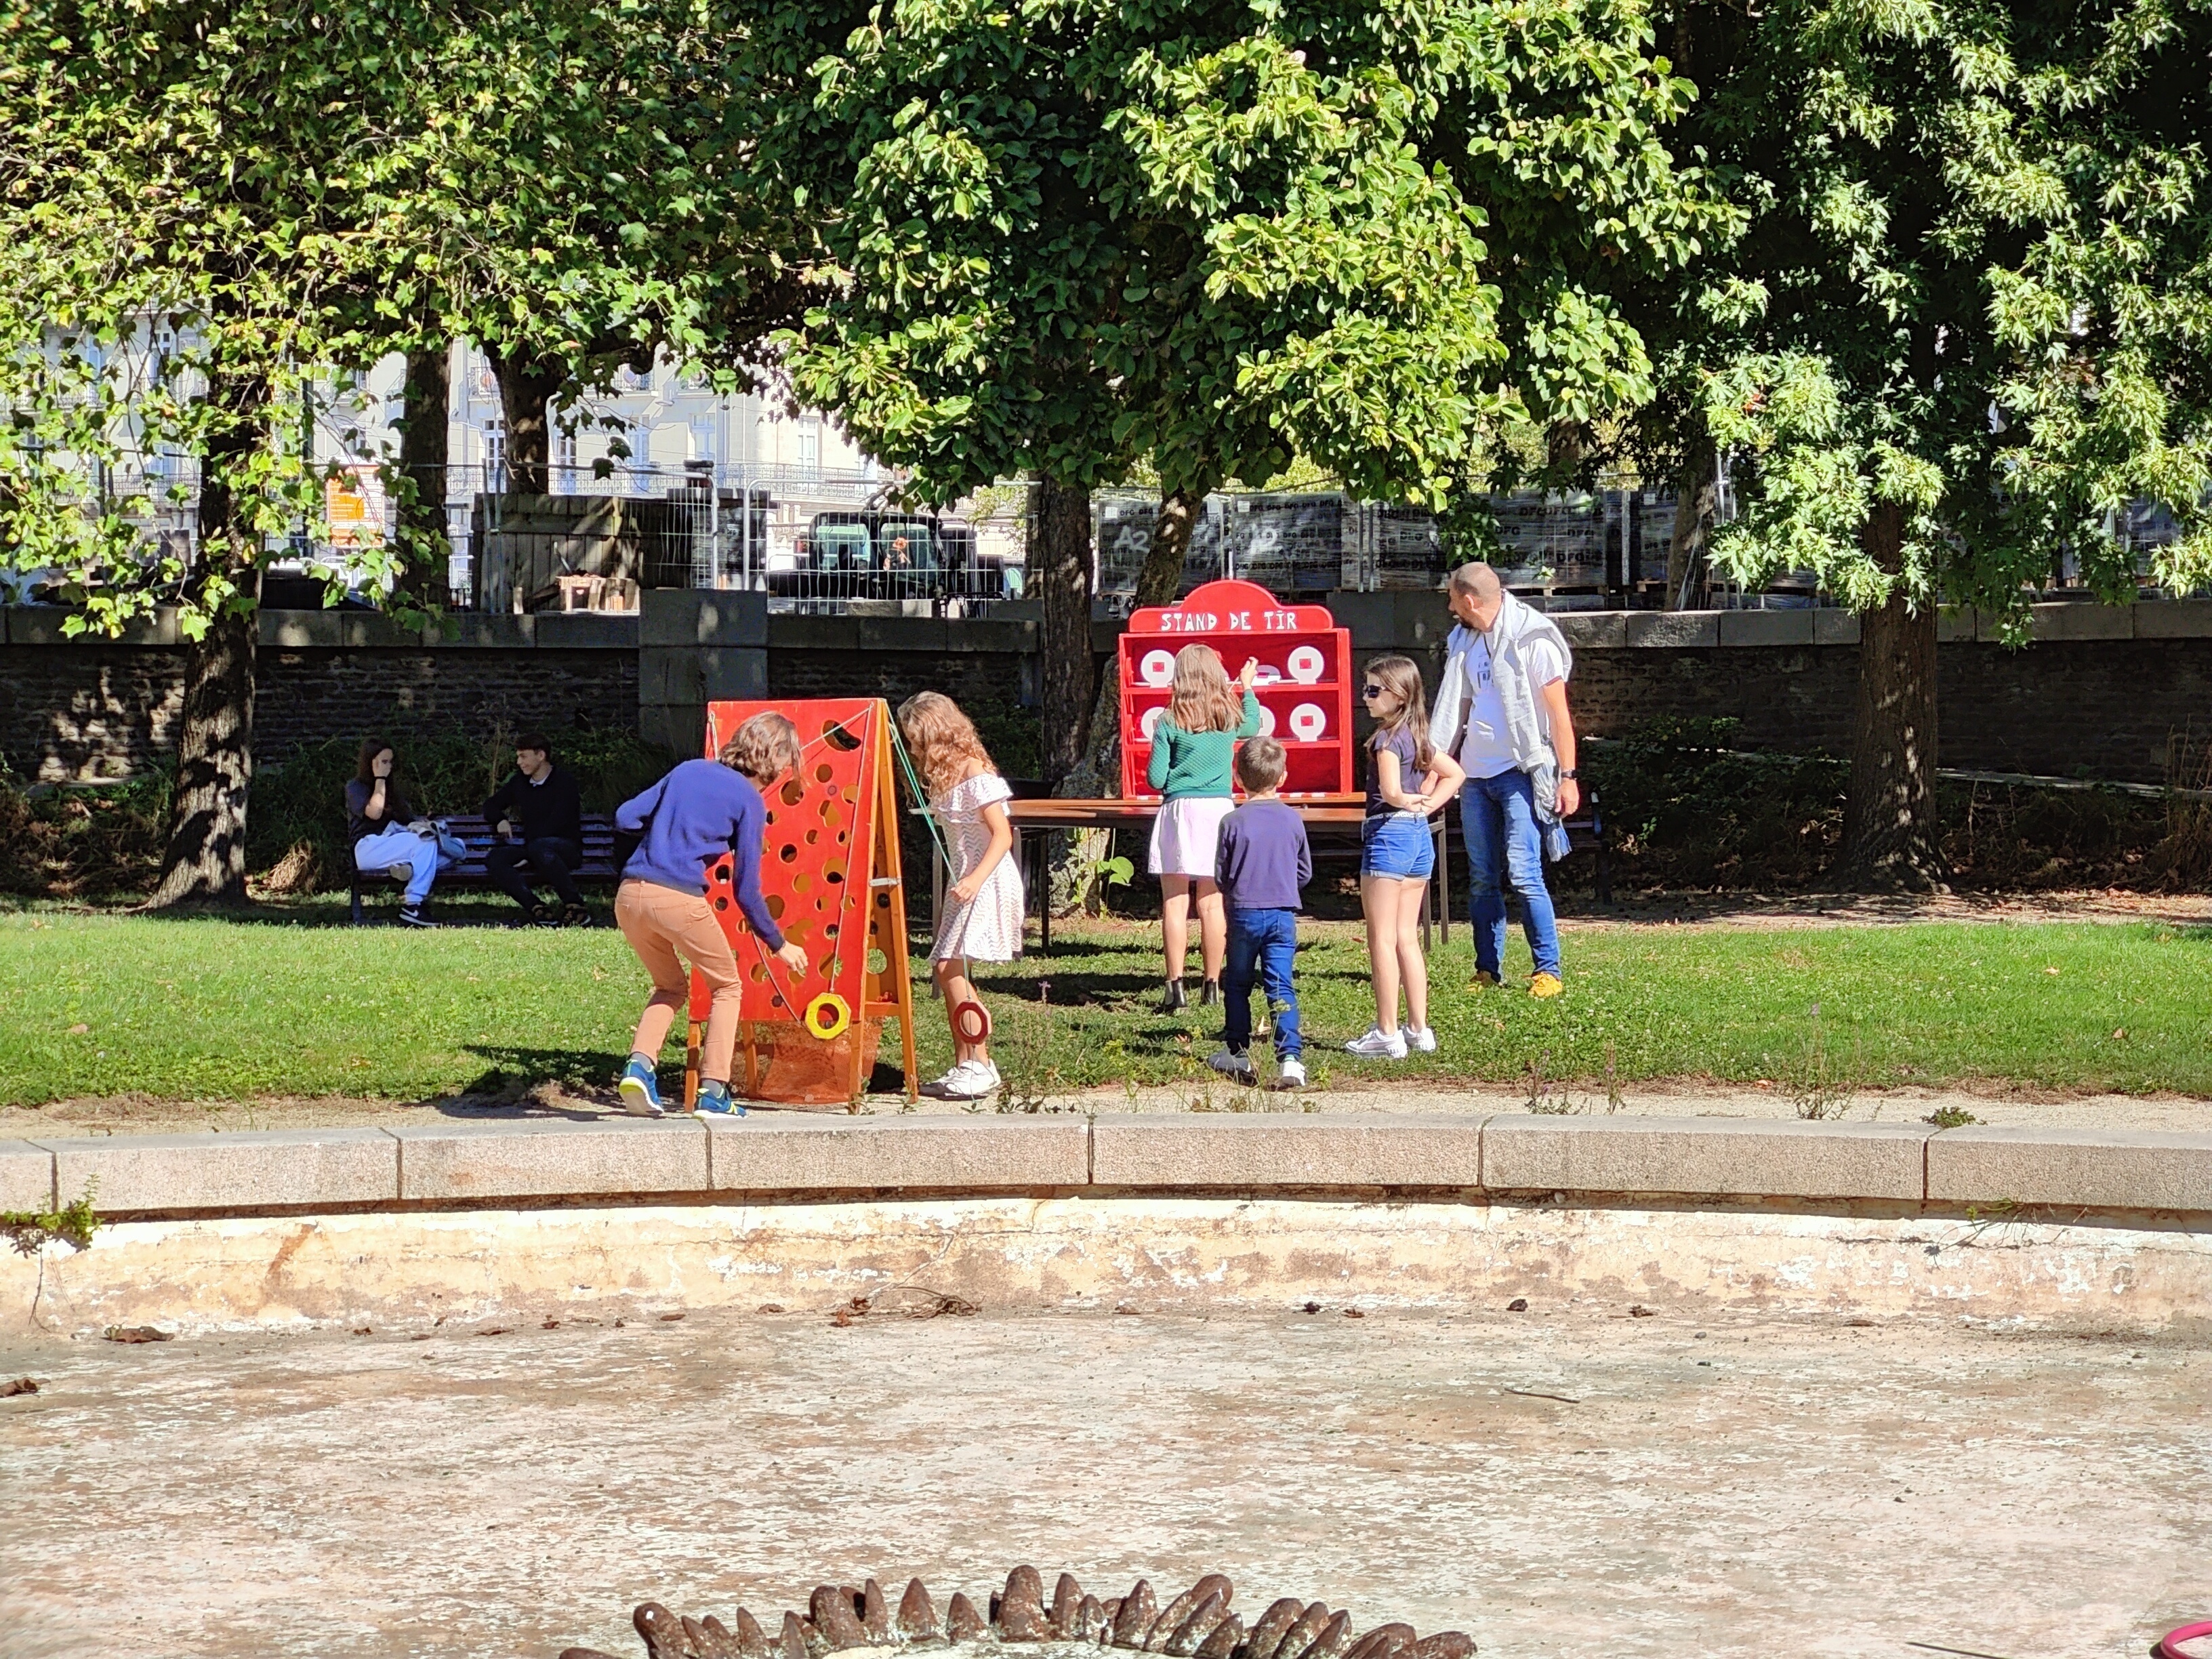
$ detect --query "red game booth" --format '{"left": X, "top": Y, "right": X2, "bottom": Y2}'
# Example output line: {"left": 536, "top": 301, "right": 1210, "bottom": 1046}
{"left": 1117, "top": 579, "right": 1356, "bottom": 799}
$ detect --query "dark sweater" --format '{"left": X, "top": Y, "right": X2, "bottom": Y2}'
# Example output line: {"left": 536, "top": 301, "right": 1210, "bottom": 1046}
{"left": 1214, "top": 798, "right": 1312, "bottom": 912}
{"left": 344, "top": 777, "right": 416, "bottom": 844}
{"left": 481, "top": 764, "right": 583, "bottom": 845}
{"left": 614, "top": 760, "right": 784, "bottom": 947}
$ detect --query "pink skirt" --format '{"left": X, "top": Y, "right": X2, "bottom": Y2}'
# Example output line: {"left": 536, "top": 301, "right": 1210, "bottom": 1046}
{"left": 1148, "top": 796, "right": 1236, "bottom": 878}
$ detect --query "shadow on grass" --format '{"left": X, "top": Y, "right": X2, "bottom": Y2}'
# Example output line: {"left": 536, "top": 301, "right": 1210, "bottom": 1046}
{"left": 453, "top": 1044, "right": 625, "bottom": 1106}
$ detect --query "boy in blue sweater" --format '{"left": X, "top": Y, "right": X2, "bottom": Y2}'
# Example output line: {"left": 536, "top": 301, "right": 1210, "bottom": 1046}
{"left": 612, "top": 714, "right": 811, "bottom": 1119}
{"left": 1208, "top": 736, "right": 1312, "bottom": 1089}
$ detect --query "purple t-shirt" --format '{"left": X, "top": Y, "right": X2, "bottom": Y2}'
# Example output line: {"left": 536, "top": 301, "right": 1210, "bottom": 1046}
{"left": 1366, "top": 726, "right": 1425, "bottom": 817}
{"left": 1214, "top": 798, "right": 1312, "bottom": 912}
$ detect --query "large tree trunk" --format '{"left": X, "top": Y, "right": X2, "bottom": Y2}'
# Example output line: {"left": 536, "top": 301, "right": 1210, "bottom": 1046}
{"left": 147, "top": 373, "right": 269, "bottom": 909}
{"left": 1834, "top": 499, "right": 1948, "bottom": 892}
{"left": 1034, "top": 474, "right": 1095, "bottom": 786}
{"left": 486, "top": 345, "right": 563, "bottom": 496}
{"left": 1664, "top": 436, "right": 1717, "bottom": 610}
{"left": 1134, "top": 486, "right": 1203, "bottom": 608}
{"left": 393, "top": 344, "right": 450, "bottom": 607}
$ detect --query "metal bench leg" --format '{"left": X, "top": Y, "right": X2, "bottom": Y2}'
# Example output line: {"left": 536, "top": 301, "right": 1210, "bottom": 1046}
{"left": 350, "top": 871, "right": 364, "bottom": 925}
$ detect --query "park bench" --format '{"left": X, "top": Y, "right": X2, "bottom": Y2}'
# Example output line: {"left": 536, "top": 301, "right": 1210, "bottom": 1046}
{"left": 348, "top": 812, "right": 622, "bottom": 923}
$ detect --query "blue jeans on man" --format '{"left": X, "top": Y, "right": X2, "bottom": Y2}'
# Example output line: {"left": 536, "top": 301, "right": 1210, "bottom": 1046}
{"left": 1462, "top": 771, "right": 1561, "bottom": 978}
{"left": 1222, "top": 907, "right": 1302, "bottom": 1058}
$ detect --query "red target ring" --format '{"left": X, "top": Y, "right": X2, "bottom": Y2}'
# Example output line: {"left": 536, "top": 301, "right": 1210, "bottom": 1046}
{"left": 951, "top": 999, "right": 992, "bottom": 1044}
{"left": 2160, "top": 1622, "right": 2212, "bottom": 1658}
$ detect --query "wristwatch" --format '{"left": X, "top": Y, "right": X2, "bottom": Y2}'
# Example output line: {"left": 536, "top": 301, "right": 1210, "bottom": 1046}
{"left": 1558, "top": 769, "right": 1579, "bottom": 780}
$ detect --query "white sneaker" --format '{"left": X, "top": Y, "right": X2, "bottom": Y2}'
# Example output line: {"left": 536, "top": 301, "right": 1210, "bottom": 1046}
{"left": 1208, "top": 1048, "right": 1256, "bottom": 1081}
{"left": 927, "top": 1059, "right": 1002, "bottom": 1100}
{"left": 1345, "top": 1027, "right": 1408, "bottom": 1059}
{"left": 1406, "top": 1025, "right": 1437, "bottom": 1053}
{"left": 1274, "top": 1057, "right": 1307, "bottom": 1090}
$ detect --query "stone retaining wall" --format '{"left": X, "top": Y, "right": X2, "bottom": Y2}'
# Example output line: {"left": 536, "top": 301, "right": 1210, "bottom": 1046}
{"left": 7, "top": 1113, "right": 2208, "bottom": 1221}
{"left": 6, "top": 596, "right": 2209, "bottom": 783}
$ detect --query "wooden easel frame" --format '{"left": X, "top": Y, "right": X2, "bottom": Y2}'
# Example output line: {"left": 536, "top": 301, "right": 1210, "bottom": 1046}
{"left": 684, "top": 700, "right": 918, "bottom": 1111}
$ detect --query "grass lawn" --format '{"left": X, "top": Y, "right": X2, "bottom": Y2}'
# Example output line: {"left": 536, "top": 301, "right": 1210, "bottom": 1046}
{"left": 1, "top": 903, "right": 2207, "bottom": 1106}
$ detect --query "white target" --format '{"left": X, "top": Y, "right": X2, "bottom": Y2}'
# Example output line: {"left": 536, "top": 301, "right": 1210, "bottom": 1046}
{"left": 1286, "top": 645, "right": 1326, "bottom": 684}
{"left": 1139, "top": 706, "right": 1164, "bottom": 739}
{"left": 1255, "top": 705, "right": 1277, "bottom": 736}
{"left": 1289, "top": 703, "right": 1327, "bottom": 741}
{"left": 1140, "top": 649, "right": 1176, "bottom": 687}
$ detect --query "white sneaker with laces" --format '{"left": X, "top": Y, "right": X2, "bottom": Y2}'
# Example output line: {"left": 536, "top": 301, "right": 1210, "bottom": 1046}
{"left": 1344, "top": 1027, "right": 1408, "bottom": 1059}
{"left": 1208, "top": 1047, "right": 1256, "bottom": 1081}
{"left": 1406, "top": 1025, "right": 1437, "bottom": 1053}
{"left": 934, "top": 1059, "right": 1002, "bottom": 1100}
{"left": 1275, "top": 1057, "right": 1307, "bottom": 1090}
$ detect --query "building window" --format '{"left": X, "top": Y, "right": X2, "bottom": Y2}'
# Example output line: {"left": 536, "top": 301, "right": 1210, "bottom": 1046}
{"left": 798, "top": 421, "right": 820, "bottom": 470}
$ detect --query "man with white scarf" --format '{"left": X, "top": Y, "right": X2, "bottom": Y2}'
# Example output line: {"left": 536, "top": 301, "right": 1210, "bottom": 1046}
{"left": 1427, "top": 562, "right": 1580, "bottom": 998}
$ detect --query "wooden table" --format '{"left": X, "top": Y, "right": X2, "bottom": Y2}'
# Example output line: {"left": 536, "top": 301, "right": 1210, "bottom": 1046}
{"left": 924, "top": 796, "right": 1449, "bottom": 954}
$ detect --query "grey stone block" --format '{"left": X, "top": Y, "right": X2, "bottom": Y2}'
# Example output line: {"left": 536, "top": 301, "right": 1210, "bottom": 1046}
{"left": 0, "top": 1141, "right": 54, "bottom": 1213}
{"left": 636, "top": 651, "right": 697, "bottom": 706}
{"left": 640, "top": 588, "right": 768, "bottom": 648}
{"left": 708, "top": 1115, "right": 1088, "bottom": 1191}
{"left": 1481, "top": 1115, "right": 1930, "bottom": 1202}
{"left": 440, "top": 613, "right": 535, "bottom": 649}
{"left": 1090, "top": 1113, "right": 1486, "bottom": 1189}
{"left": 1927, "top": 1125, "right": 2212, "bottom": 1212}
{"left": 1813, "top": 609, "right": 1863, "bottom": 646}
{"left": 1556, "top": 611, "right": 1629, "bottom": 649}
{"left": 531, "top": 613, "right": 638, "bottom": 649}
{"left": 260, "top": 609, "right": 419, "bottom": 649}
{"left": 2028, "top": 602, "right": 2133, "bottom": 641}
{"left": 851, "top": 615, "right": 950, "bottom": 653}
{"left": 393, "top": 1118, "right": 708, "bottom": 1202}
{"left": 1936, "top": 606, "right": 1981, "bottom": 643}
{"left": 1621, "top": 611, "right": 1720, "bottom": 649}
{"left": 2131, "top": 600, "right": 2212, "bottom": 639}
{"left": 1717, "top": 610, "right": 1816, "bottom": 648}
{"left": 697, "top": 647, "right": 769, "bottom": 701}
{"left": 5, "top": 606, "right": 179, "bottom": 647}
{"left": 41, "top": 1129, "right": 399, "bottom": 1214}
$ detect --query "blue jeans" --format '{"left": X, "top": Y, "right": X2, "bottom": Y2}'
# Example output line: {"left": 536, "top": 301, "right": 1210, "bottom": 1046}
{"left": 1462, "top": 771, "right": 1560, "bottom": 978}
{"left": 1222, "top": 907, "right": 1302, "bottom": 1059}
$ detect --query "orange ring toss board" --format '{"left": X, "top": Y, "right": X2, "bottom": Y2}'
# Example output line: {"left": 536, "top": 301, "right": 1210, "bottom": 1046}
{"left": 682, "top": 699, "right": 918, "bottom": 1109}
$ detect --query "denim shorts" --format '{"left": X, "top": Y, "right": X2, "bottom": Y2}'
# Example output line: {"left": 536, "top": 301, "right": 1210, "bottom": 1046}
{"left": 1361, "top": 811, "right": 1435, "bottom": 879}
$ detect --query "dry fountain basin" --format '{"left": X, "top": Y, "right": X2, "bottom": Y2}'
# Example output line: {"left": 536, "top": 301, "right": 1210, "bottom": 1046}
{"left": 572, "top": 1570, "right": 1474, "bottom": 1659}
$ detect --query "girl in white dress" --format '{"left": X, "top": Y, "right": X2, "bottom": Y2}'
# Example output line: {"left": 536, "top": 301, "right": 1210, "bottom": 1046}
{"left": 897, "top": 692, "right": 1025, "bottom": 1100}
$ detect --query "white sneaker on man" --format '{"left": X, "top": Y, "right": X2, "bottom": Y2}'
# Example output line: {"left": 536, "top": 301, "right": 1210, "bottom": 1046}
{"left": 1344, "top": 1027, "right": 1408, "bottom": 1059}
{"left": 1274, "top": 1057, "right": 1307, "bottom": 1090}
{"left": 1208, "top": 1047, "right": 1256, "bottom": 1082}
{"left": 925, "top": 1059, "right": 1002, "bottom": 1100}
{"left": 1406, "top": 1026, "right": 1437, "bottom": 1053}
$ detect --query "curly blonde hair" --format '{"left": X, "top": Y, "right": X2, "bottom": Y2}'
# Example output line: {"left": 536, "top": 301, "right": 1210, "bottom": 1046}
{"left": 719, "top": 711, "right": 801, "bottom": 783}
{"left": 1168, "top": 643, "right": 1242, "bottom": 733}
{"left": 897, "top": 691, "right": 995, "bottom": 798}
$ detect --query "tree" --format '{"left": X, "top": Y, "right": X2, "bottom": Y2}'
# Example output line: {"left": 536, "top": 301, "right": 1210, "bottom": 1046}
{"left": 1651, "top": 0, "right": 2212, "bottom": 888}
{"left": 758, "top": 0, "right": 1725, "bottom": 781}
{"left": 0, "top": 0, "right": 431, "bottom": 902}
{"left": 377, "top": 0, "right": 815, "bottom": 495}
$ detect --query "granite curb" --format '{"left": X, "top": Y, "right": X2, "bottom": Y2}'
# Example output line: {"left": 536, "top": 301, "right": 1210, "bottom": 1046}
{"left": 7, "top": 1114, "right": 2208, "bottom": 1221}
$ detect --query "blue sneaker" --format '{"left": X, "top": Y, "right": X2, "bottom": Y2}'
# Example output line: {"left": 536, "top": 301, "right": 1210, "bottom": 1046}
{"left": 618, "top": 1058, "right": 664, "bottom": 1118}
{"left": 693, "top": 1082, "right": 745, "bottom": 1119}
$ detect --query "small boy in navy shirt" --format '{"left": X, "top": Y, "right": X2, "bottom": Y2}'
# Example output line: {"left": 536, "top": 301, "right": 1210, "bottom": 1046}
{"left": 1209, "top": 735, "right": 1312, "bottom": 1088}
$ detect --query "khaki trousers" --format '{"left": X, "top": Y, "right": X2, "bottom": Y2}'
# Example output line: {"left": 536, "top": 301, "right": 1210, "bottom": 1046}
{"left": 615, "top": 879, "right": 744, "bottom": 1084}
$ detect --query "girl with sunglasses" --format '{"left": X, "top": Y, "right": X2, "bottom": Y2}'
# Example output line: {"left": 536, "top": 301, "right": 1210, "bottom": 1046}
{"left": 1347, "top": 655, "right": 1464, "bottom": 1059}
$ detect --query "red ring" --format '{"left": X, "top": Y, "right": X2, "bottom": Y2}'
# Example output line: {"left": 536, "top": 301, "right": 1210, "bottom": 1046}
{"left": 2160, "top": 1623, "right": 2212, "bottom": 1658}
{"left": 951, "top": 999, "right": 991, "bottom": 1045}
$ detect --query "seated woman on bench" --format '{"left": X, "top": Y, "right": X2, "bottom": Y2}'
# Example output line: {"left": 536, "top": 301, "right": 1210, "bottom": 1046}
{"left": 346, "top": 739, "right": 460, "bottom": 928}
{"left": 480, "top": 731, "right": 590, "bottom": 926}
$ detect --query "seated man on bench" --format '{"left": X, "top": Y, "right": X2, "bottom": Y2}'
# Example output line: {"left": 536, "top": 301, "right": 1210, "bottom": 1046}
{"left": 480, "top": 733, "right": 590, "bottom": 926}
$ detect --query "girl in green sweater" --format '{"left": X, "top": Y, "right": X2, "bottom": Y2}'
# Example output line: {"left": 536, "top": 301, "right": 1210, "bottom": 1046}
{"left": 1147, "top": 643, "right": 1263, "bottom": 1011}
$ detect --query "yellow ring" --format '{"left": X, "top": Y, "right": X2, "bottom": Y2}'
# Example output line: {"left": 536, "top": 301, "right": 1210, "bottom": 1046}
{"left": 804, "top": 991, "right": 852, "bottom": 1042}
